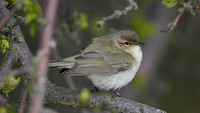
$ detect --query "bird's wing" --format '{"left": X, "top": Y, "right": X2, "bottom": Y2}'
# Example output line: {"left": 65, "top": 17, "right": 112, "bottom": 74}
{"left": 64, "top": 49, "right": 134, "bottom": 76}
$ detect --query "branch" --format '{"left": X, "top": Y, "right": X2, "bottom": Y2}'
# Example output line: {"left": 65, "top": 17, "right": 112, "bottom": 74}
{"left": 0, "top": 51, "right": 14, "bottom": 79}
{"left": 0, "top": 1, "right": 32, "bottom": 113}
{"left": 16, "top": 86, "right": 28, "bottom": 113}
{"left": 28, "top": 0, "right": 59, "bottom": 113}
{"left": 95, "top": 0, "right": 138, "bottom": 27}
{"left": 46, "top": 84, "right": 166, "bottom": 113}
{"left": 161, "top": 0, "right": 194, "bottom": 33}
{"left": 0, "top": 0, "right": 32, "bottom": 73}
{"left": 0, "top": 8, "right": 16, "bottom": 30}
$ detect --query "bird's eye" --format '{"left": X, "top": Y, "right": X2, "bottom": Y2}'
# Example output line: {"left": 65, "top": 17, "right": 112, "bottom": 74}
{"left": 124, "top": 42, "right": 129, "bottom": 46}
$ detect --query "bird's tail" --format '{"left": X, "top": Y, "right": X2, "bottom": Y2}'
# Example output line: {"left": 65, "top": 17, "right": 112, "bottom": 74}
{"left": 49, "top": 57, "right": 75, "bottom": 69}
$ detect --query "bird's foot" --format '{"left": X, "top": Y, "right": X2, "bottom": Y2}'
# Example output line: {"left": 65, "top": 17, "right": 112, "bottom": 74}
{"left": 110, "top": 90, "right": 121, "bottom": 97}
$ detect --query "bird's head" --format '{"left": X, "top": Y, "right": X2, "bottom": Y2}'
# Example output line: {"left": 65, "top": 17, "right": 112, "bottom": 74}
{"left": 113, "top": 30, "right": 144, "bottom": 54}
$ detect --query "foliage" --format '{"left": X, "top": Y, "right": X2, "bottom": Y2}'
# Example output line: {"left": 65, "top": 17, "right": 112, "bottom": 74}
{"left": 4, "top": 0, "right": 42, "bottom": 36}
{"left": 4, "top": 0, "right": 17, "bottom": 5}
{"left": 89, "top": 17, "right": 107, "bottom": 37}
{"left": 4, "top": 0, "right": 17, "bottom": 9}
{"left": 132, "top": 75, "right": 147, "bottom": 92}
{"left": 79, "top": 88, "right": 90, "bottom": 106}
{"left": 0, "top": 35, "right": 11, "bottom": 54}
{"left": 1, "top": 76, "right": 21, "bottom": 97}
{"left": 0, "top": 107, "right": 7, "bottom": 113}
{"left": 72, "top": 12, "right": 89, "bottom": 31}
{"left": 54, "top": 11, "right": 89, "bottom": 45}
{"left": 130, "top": 15, "right": 157, "bottom": 39}
{"left": 162, "top": 0, "right": 178, "bottom": 8}
{"left": 23, "top": 0, "right": 41, "bottom": 36}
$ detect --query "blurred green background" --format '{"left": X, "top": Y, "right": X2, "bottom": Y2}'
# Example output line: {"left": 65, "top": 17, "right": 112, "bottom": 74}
{"left": 0, "top": 0, "right": 200, "bottom": 113}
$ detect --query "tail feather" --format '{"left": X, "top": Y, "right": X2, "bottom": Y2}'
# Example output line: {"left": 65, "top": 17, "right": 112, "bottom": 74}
{"left": 49, "top": 58, "right": 75, "bottom": 69}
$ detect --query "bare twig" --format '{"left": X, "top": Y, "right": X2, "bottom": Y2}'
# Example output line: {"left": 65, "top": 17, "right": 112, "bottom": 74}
{"left": 65, "top": 76, "right": 76, "bottom": 89}
{"left": 161, "top": 0, "right": 194, "bottom": 33}
{"left": 95, "top": 0, "right": 138, "bottom": 27}
{"left": 28, "top": 0, "right": 59, "bottom": 113}
{"left": 128, "top": 0, "right": 137, "bottom": 7}
{"left": 168, "top": 7, "right": 185, "bottom": 32}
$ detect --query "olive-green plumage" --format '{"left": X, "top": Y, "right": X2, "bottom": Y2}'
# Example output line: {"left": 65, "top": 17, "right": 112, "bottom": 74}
{"left": 49, "top": 30, "right": 143, "bottom": 90}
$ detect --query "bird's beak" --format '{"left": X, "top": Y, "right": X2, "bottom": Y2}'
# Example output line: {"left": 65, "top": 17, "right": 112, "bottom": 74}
{"left": 135, "top": 42, "right": 145, "bottom": 46}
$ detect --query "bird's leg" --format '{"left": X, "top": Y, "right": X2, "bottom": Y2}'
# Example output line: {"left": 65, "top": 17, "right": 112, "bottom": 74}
{"left": 91, "top": 87, "right": 121, "bottom": 97}
{"left": 110, "top": 90, "right": 121, "bottom": 97}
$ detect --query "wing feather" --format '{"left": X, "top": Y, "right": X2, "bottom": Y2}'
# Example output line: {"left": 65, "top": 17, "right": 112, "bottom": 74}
{"left": 65, "top": 49, "right": 134, "bottom": 76}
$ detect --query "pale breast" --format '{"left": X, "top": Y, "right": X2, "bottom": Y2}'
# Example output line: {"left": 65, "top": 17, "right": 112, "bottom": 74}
{"left": 87, "top": 46, "right": 142, "bottom": 91}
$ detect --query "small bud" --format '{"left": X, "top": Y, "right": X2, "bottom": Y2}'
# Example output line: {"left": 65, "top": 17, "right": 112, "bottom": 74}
{"left": 95, "top": 20, "right": 104, "bottom": 28}
{"left": 79, "top": 88, "right": 90, "bottom": 106}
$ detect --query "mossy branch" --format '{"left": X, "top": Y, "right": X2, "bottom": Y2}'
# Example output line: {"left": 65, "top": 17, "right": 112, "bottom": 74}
{"left": 46, "top": 83, "right": 166, "bottom": 113}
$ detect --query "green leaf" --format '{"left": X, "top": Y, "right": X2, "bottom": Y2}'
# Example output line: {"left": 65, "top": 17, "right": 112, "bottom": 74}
{"left": 162, "top": 0, "right": 178, "bottom": 8}
{"left": 78, "top": 13, "right": 89, "bottom": 30}
{"left": 2, "top": 76, "right": 21, "bottom": 97}
{"left": 95, "top": 20, "right": 104, "bottom": 28}
{"left": 79, "top": 88, "right": 90, "bottom": 106}
{"left": 73, "top": 12, "right": 89, "bottom": 30}
{"left": 30, "top": 24, "right": 37, "bottom": 36}
{"left": 0, "top": 35, "right": 11, "bottom": 54}
{"left": 4, "top": 0, "right": 17, "bottom": 6}
{"left": 25, "top": 13, "right": 38, "bottom": 24}
{"left": 23, "top": 0, "right": 41, "bottom": 36}
{"left": 0, "top": 107, "right": 7, "bottom": 113}
{"left": 130, "top": 15, "right": 158, "bottom": 39}
{"left": 132, "top": 75, "right": 147, "bottom": 91}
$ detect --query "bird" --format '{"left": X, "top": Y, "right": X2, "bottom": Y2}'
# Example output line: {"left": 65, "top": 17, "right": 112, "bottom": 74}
{"left": 49, "top": 30, "right": 143, "bottom": 91}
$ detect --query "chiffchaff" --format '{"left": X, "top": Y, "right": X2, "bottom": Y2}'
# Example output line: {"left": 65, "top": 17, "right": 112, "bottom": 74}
{"left": 49, "top": 30, "right": 143, "bottom": 91}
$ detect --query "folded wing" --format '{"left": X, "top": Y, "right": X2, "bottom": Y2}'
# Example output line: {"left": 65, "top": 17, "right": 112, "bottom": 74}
{"left": 64, "top": 50, "right": 134, "bottom": 76}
